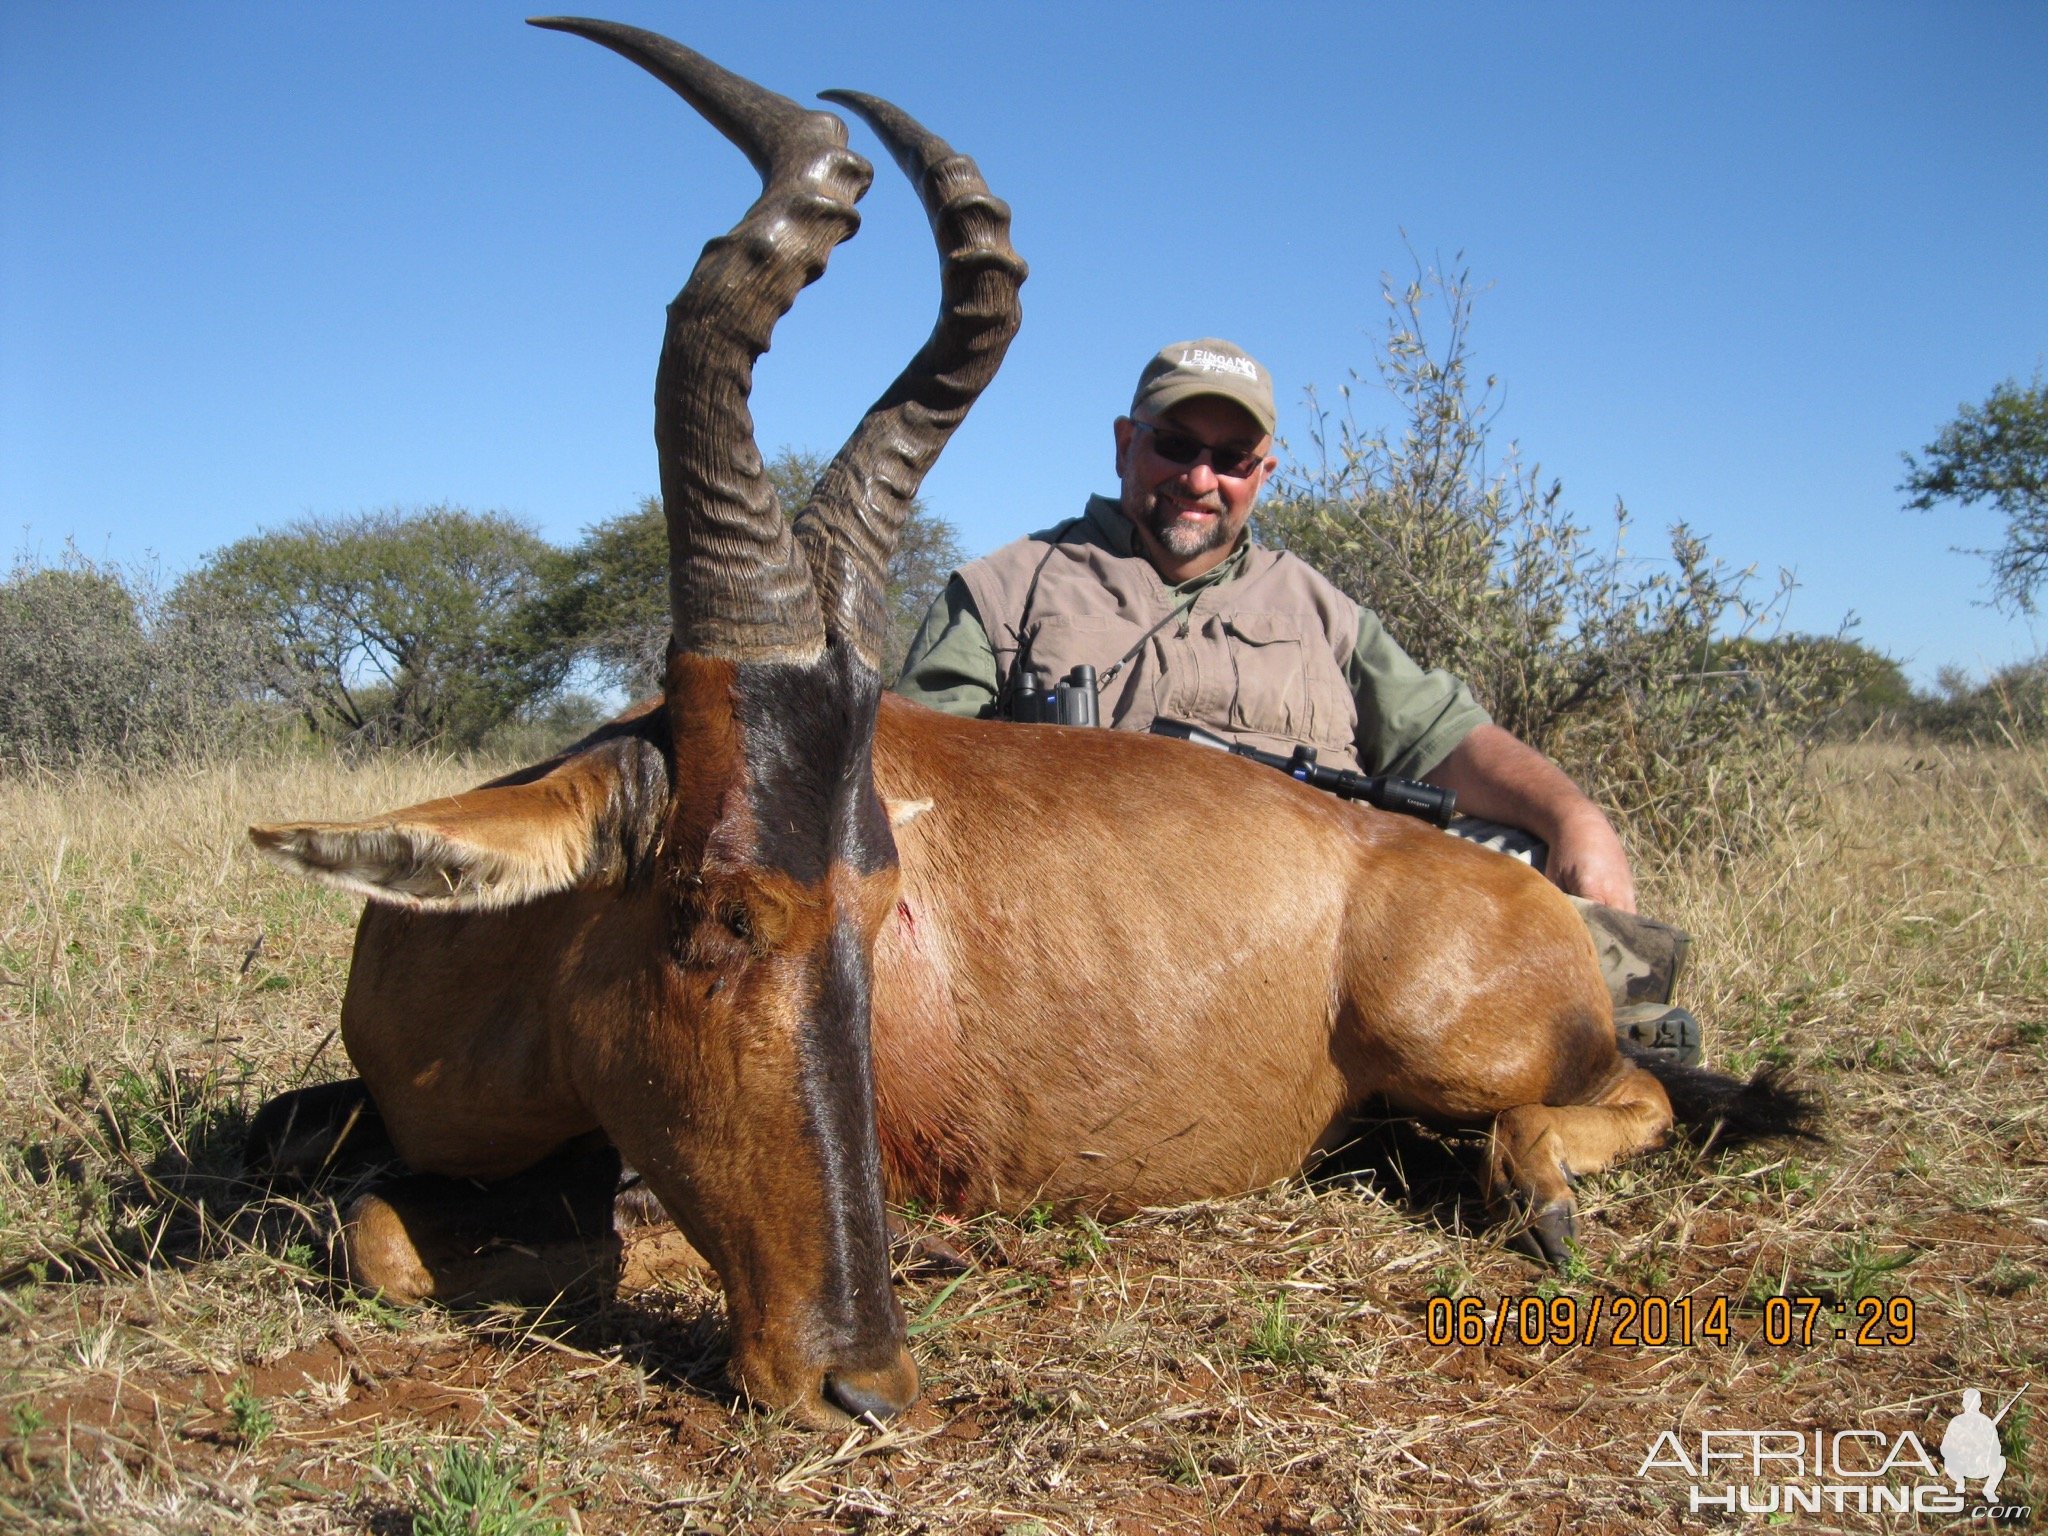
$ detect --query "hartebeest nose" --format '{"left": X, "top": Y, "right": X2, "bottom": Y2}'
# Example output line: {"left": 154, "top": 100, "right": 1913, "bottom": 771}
{"left": 822, "top": 1349, "right": 920, "bottom": 1422}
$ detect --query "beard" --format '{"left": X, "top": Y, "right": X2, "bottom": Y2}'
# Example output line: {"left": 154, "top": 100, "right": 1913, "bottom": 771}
{"left": 1141, "top": 493, "right": 1235, "bottom": 562}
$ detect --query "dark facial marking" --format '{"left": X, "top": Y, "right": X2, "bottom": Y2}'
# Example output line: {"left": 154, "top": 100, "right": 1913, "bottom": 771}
{"left": 730, "top": 648, "right": 896, "bottom": 883}
{"left": 792, "top": 909, "right": 900, "bottom": 1348}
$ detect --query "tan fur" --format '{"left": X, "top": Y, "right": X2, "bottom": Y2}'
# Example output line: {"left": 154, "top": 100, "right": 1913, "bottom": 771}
{"left": 861, "top": 701, "right": 1653, "bottom": 1219}
{"left": 263, "top": 694, "right": 1670, "bottom": 1271}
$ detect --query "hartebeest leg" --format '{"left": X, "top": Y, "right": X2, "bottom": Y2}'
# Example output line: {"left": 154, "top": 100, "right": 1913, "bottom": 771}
{"left": 339, "top": 1134, "right": 624, "bottom": 1306}
{"left": 243, "top": 1078, "right": 398, "bottom": 1182}
{"left": 1485, "top": 1064, "right": 1673, "bottom": 1266}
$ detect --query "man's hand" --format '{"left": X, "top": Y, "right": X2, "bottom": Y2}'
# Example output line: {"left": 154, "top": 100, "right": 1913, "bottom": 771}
{"left": 1422, "top": 724, "right": 1638, "bottom": 913}
{"left": 1541, "top": 804, "right": 1637, "bottom": 912}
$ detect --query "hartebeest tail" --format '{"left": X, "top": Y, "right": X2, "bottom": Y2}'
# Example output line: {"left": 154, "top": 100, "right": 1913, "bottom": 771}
{"left": 1619, "top": 1044, "right": 1821, "bottom": 1148}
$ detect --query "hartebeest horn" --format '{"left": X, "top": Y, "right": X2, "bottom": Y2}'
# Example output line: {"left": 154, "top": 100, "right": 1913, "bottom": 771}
{"left": 793, "top": 91, "right": 1028, "bottom": 667}
{"left": 529, "top": 17, "right": 874, "bottom": 663}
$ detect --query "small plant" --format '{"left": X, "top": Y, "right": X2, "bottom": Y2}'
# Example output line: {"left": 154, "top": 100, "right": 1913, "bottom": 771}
{"left": 1425, "top": 1263, "right": 1471, "bottom": 1299}
{"left": 1059, "top": 1213, "right": 1109, "bottom": 1269}
{"left": 1556, "top": 1241, "right": 1595, "bottom": 1287}
{"left": 350, "top": 1289, "right": 412, "bottom": 1330}
{"left": 1761, "top": 1158, "right": 1818, "bottom": 1198}
{"left": 1162, "top": 1436, "right": 1206, "bottom": 1489}
{"left": 1999, "top": 1397, "right": 2033, "bottom": 1500}
{"left": 10, "top": 1403, "right": 44, "bottom": 1439}
{"left": 224, "top": 1376, "right": 274, "bottom": 1449}
{"left": 72, "top": 1324, "right": 115, "bottom": 1371}
{"left": 1244, "top": 1294, "right": 1320, "bottom": 1369}
{"left": 1744, "top": 1263, "right": 1791, "bottom": 1311}
{"left": 1627, "top": 1257, "right": 1674, "bottom": 1293}
{"left": 370, "top": 1433, "right": 411, "bottom": 1483}
{"left": 412, "top": 1441, "right": 567, "bottom": 1536}
{"left": 1811, "top": 1239, "right": 1917, "bottom": 1306}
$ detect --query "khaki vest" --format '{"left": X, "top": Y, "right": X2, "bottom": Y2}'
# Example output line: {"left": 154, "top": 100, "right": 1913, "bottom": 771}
{"left": 957, "top": 500, "right": 1365, "bottom": 772}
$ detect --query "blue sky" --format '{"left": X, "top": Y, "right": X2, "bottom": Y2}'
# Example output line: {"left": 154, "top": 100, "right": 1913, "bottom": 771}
{"left": 4, "top": 2, "right": 2045, "bottom": 687}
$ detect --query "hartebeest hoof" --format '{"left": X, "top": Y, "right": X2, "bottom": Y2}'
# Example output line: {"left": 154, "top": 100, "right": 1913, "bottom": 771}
{"left": 1507, "top": 1197, "right": 1579, "bottom": 1269}
{"left": 339, "top": 1188, "right": 439, "bottom": 1303}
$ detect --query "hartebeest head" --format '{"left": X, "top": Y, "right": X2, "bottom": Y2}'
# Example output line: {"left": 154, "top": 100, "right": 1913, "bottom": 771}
{"left": 250, "top": 18, "right": 1022, "bottom": 1424}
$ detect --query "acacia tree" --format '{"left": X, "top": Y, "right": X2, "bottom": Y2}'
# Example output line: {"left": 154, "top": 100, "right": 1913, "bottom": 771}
{"left": 175, "top": 506, "right": 565, "bottom": 747}
{"left": 540, "top": 448, "right": 964, "bottom": 694}
{"left": 1900, "top": 373, "right": 2048, "bottom": 613}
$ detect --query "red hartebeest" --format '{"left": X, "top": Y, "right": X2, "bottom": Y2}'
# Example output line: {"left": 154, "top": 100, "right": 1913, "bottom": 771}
{"left": 247, "top": 20, "right": 1815, "bottom": 1428}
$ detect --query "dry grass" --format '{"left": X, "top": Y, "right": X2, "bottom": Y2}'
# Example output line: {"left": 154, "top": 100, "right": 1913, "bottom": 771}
{"left": 1, "top": 741, "right": 2043, "bottom": 1533}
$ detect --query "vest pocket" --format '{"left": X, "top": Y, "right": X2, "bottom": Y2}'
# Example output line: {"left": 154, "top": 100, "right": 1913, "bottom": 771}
{"left": 1223, "top": 612, "right": 1357, "bottom": 763}
{"left": 1020, "top": 613, "right": 1149, "bottom": 681}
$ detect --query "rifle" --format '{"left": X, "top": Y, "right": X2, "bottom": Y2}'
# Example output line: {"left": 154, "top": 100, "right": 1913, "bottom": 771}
{"left": 1151, "top": 719, "right": 1457, "bottom": 828}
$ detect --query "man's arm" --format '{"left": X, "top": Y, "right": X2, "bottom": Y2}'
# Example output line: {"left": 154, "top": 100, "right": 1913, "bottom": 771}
{"left": 1422, "top": 724, "right": 1637, "bottom": 912}
{"left": 892, "top": 575, "right": 1000, "bottom": 717}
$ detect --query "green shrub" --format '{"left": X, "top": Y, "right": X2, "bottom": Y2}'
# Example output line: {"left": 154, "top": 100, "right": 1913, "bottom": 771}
{"left": 1911, "top": 657, "right": 2048, "bottom": 742}
{"left": 1256, "top": 261, "right": 1837, "bottom": 858}
{"left": 0, "top": 546, "right": 273, "bottom": 770}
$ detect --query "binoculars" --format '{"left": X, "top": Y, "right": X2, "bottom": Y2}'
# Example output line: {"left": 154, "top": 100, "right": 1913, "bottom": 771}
{"left": 1003, "top": 664, "right": 1101, "bottom": 726}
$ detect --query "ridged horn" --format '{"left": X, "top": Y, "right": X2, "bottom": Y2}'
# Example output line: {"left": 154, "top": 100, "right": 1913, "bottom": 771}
{"left": 529, "top": 18, "right": 875, "bottom": 663}
{"left": 791, "top": 90, "right": 1028, "bottom": 670}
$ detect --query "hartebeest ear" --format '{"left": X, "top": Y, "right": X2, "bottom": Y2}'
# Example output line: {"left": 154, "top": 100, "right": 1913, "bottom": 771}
{"left": 250, "top": 734, "right": 669, "bottom": 911}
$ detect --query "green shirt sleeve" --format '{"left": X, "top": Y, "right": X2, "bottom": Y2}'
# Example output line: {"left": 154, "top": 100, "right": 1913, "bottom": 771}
{"left": 1344, "top": 607, "right": 1491, "bottom": 779}
{"left": 892, "top": 574, "right": 1000, "bottom": 717}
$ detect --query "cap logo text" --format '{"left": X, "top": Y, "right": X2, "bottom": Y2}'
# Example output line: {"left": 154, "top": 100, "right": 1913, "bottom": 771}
{"left": 1177, "top": 348, "right": 1259, "bottom": 379}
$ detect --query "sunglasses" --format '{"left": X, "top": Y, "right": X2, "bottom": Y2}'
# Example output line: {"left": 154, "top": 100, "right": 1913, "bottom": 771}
{"left": 1133, "top": 420, "right": 1267, "bottom": 478}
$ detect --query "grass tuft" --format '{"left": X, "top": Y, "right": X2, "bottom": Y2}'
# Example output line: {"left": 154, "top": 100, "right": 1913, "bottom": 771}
{"left": 411, "top": 1441, "right": 566, "bottom": 1536}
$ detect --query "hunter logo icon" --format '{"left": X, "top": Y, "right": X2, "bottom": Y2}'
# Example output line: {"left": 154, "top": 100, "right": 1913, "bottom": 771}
{"left": 1939, "top": 1388, "right": 2017, "bottom": 1502}
{"left": 1632, "top": 1382, "right": 2035, "bottom": 1519}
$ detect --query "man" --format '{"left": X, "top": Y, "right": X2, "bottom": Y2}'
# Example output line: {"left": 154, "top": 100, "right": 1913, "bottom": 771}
{"left": 895, "top": 338, "right": 1698, "bottom": 1061}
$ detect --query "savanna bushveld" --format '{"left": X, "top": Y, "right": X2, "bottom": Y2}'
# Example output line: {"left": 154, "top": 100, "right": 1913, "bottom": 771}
{"left": 3, "top": 24, "right": 2046, "bottom": 1536}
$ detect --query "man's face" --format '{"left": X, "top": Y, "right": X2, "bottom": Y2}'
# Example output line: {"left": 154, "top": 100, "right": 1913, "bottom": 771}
{"left": 1113, "top": 396, "right": 1278, "bottom": 583}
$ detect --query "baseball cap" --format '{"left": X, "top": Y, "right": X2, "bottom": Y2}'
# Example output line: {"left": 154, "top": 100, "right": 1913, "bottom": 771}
{"left": 1131, "top": 338, "right": 1276, "bottom": 436}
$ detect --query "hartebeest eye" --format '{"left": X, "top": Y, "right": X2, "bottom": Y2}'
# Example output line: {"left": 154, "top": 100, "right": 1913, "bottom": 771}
{"left": 680, "top": 879, "right": 795, "bottom": 963}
